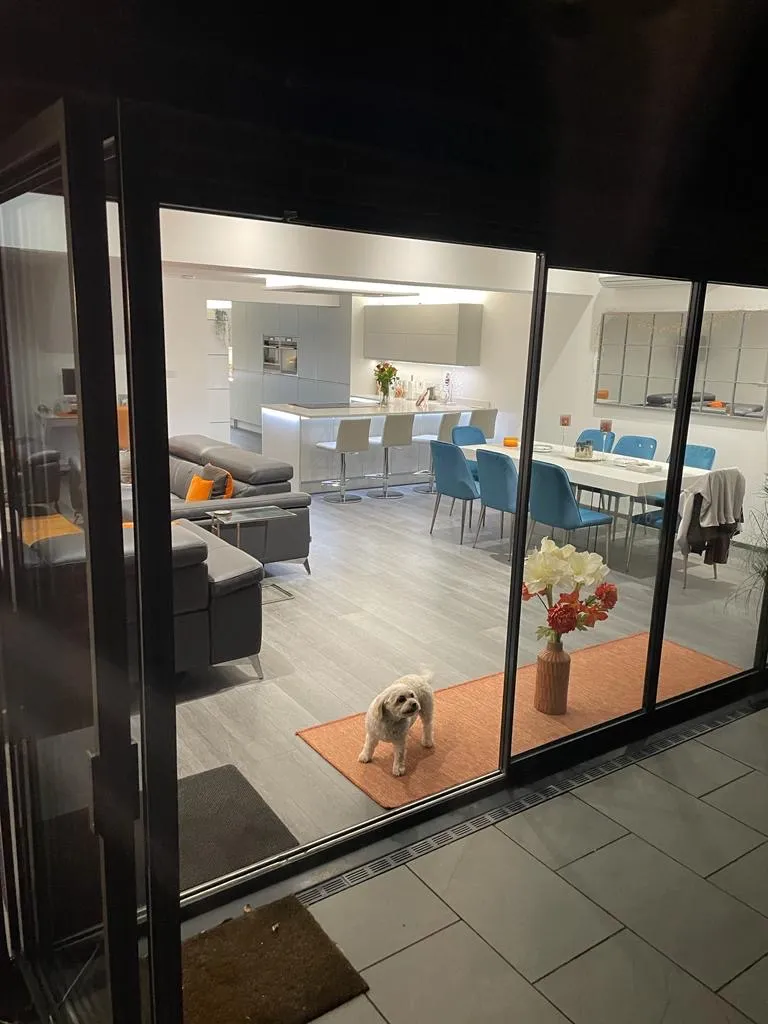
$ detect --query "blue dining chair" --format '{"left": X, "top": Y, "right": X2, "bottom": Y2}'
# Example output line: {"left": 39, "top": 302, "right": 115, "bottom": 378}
{"left": 529, "top": 461, "right": 613, "bottom": 560}
{"left": 430, "top": 440, "right": 481, "bottom": 544}
{"left": 474, "top": 449, "right": 518, "bottom": 558}
{"left": 648, "top": 444, "right": 716, "bottom": 507}
{"left": 452, "top": 424, "right": 486, "bottom": 481}
{"left": 576, "top": 427, "right": 616, "bottom": 454}
{"left": 613, "top": 434, "right": 658, "bottom": 459}
{"left": 626, "top": 502, "right": 718, "bottom": 587}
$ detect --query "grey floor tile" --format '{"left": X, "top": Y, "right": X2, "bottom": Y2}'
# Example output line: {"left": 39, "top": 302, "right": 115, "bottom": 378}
{"left": 560, "top": 834, "right": 768, "bottom": 989}
{"left": 575, "top": 766, "right": 764, "bottom": 876}
{"left": 720, "top": 956, "right": 768, "bottom": 1024}
{"left": 497, "top": 793, "right": 626, "bottom": 869}
{"left": 710, "top": 842, "right": 768, "bottom": 916}
{"left": 364, "top": 922, "right": 569, "bottom": 1024}
{"left": 640, "top": 739, "right": 752, "bottom": 797}
{"left": 704, "top": 771, "right": 768, "bottom": 835}
{"left": 538, "top": 929, "right": 752, "bottom": 1024}
{"left": 410, "top": 827, "right": 620, "bottom": 981}
{"left": 309, "top": 867, "right": 456, "bottom": 971}
{"left": 698, "top": 709, "right": 768, "bottom": 773}
{"left": 315, "top": 995, "right": 387, "bottom": 1023}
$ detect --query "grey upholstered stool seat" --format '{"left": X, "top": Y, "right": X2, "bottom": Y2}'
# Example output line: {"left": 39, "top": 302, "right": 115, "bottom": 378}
{"left": 367, "top": 413, "right": 415, "bottom": 499}
{"left": 469, "top": 407, "right": 498, "bottom": 440}
{"left": 316, "top": 417, "right": 371, "bottom": 503}
{"left": 412, "top": 411, "right": 462, "bottom": 494}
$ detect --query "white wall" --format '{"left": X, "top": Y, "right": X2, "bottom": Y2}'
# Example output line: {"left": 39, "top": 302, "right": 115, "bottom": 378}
{"left": 537, "top": 277, "right": 768, "bottom": 534}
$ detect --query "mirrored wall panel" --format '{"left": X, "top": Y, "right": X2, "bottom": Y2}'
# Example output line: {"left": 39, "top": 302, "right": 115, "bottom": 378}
{"left": 595, "top": 308, "right": 768, "bottom": 420}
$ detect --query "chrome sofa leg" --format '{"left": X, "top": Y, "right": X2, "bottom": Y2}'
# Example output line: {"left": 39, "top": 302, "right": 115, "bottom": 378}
{"left": 303, "top": 558, "right": 311, "bottom": 575}
{"left": 251, "top": 653, "right": 264, "bottom": 680}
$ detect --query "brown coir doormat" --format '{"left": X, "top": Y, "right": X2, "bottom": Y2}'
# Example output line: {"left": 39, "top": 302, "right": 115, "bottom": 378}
{"left": 297, "top": 634, "right": 740, "bottom": 809}
{"left": 182, "top": 896, "right": 367, "bottom": 1024}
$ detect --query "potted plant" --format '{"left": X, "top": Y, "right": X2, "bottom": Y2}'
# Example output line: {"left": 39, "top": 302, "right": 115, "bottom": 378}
{"left": 374, "top": 361, "right": 398, "bottom": 405}
{"left": 522, "top": 538, "right": 619, "bottom": 714}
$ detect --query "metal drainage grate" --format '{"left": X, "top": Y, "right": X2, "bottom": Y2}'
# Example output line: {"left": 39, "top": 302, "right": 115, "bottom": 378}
{"left": 297, "top": 698, "right": 763, "bottom": 908}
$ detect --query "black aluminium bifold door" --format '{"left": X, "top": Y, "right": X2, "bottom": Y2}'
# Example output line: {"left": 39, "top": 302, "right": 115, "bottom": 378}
{"left": 0, "top": 100, "right": 180, "bottom": 1023}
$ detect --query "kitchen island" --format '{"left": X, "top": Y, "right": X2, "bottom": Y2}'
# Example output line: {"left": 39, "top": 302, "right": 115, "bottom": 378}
{"left": 262, "top": 396, "right": 491, "bottom": 493}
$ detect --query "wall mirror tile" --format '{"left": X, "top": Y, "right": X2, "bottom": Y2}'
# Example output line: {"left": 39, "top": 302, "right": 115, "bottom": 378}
{"left": 595, "top": 309, "right": 768, "bottom": 419}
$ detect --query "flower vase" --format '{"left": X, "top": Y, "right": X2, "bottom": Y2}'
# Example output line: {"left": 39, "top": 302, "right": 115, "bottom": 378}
{"left": 379, "top": 389, "right": 390, "bottom": 406}
{"left": 534, "top": 641, "right": 571, "bottom": 715}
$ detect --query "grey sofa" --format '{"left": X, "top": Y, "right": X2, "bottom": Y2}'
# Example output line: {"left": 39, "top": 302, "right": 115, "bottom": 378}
{"left": 120, "top": 434, "right": 312, "bottom": 568}
{"left": 27, "top": 518, "right": 264, "bottom": 689}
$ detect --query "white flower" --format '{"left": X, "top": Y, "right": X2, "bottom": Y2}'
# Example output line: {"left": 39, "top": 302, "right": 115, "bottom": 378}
{"left": 524, "top": 539, "right": 576, "bottom": 594}
{"left": 567, "top": 550, "right": 609, "bottom": 588}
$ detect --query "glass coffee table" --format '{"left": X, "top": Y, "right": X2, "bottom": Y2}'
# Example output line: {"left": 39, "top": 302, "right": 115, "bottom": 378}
{"left": 207, "top": 506, "right": 298, "bottom": 602}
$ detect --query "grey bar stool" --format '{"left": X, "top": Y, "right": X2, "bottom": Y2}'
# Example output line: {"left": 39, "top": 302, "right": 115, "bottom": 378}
{"left": 367, "top": 413, "right": 415, "bottom": 499}
{"left": 469, "top": 407, "right": 498, "bottom": 440}
{"left": 316, "top": 417, "right": 371, "bottom": 503}
{"left": 412, "top": 411, "right": 462, "bottom": 493}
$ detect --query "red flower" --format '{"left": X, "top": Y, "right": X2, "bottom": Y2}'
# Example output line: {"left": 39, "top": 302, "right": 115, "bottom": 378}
{"left": 547, "top": 601, "right": 579, "bottom": 635}
{"left": 558, "top": 589, "right": 581, "bottom": 606}
{"left": 583, "top": 604, "right": 609, "bottom": 627}
{"left": 595, "top": 582, "right": 618, "bottom": 610}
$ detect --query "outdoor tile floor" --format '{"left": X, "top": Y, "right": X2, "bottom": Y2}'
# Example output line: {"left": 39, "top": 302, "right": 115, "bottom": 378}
{"left": 312, "top": 707, "right": 768, "bottom": 1023}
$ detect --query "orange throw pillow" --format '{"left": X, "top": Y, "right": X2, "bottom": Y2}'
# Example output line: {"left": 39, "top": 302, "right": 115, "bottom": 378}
{"left": 223, "top": 471, "right": 235, "bottom": 498}
{"left": 186, "top": 475, "right": 215, "bottom": 502}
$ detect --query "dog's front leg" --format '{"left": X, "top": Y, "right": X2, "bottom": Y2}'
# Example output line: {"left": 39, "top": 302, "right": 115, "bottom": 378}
{"left": 420, "top": 709, "right": 434, "bottom": 748}
{"left": 358, "top": 734, "right": 378, "bottom": 763}
{"left": 392, "top": 737, "right": 407, "bottom": 776}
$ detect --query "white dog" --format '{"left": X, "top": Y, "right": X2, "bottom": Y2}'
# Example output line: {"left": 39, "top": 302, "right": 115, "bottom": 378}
{"left": 358, "top": 672, "right": 435, "bottom": 777}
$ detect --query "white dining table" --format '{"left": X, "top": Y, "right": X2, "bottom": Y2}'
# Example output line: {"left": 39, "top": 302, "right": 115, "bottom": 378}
{"left": 464, "top": 442, "right": 709, "bottom": 539}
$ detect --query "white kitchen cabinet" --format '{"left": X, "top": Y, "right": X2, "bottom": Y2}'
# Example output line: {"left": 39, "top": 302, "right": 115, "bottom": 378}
{"left": 363, "top": 303, "right": 483, "bottom": 365}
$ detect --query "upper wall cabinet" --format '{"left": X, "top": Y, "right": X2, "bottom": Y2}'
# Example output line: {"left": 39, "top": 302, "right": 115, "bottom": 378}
{"left": 363, "top": 303, "right": 483, "bottom": 365}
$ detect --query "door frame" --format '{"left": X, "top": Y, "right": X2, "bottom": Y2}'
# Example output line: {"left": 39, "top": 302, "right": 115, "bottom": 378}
{"left": 0, "top": 100, "right": 142, "bottom": 1024}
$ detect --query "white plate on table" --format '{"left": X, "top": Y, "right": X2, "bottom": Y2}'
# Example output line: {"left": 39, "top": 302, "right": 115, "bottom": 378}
{"left": 532, "top": 443, "right": 553, "bottom": 452}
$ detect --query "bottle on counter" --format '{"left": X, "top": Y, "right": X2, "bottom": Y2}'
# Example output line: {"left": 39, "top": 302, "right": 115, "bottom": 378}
{"left": 408, "top": 375, "right": 414, "bottom": 400}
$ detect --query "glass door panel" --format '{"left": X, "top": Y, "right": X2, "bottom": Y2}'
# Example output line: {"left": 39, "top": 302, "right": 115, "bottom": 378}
{"left": 510, "top": 268, "right": 692, "bottom": 756}
{"left": 657, "top": 282, "right": 768, "bottom": 701}
{"left": 0, "top": 110, "right": 140, "bottom": 1023}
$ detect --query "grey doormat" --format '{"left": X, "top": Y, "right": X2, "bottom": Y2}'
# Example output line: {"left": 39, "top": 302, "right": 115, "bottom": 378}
{"left": 42, "top": 765, "right": 298, "bottom": 940}
{"left": 178, "top": 765, "right": 298, "bottom": 890}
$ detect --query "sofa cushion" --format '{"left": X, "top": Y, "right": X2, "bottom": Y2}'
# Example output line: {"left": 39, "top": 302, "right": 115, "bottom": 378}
{"left": 175, "top": 518, "right": 264, "bottom": 596}
{"left": 169, "top": 434, "right": 293, "bottom": 486}
{"left": 169, "top": 455, "right": 199, "bottom": 499}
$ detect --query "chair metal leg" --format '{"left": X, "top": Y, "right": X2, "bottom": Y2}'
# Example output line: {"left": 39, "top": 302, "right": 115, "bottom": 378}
{"left": 713, "top": 562, "right": 718, "bottom": 580}
{"left": 626, "top": 521, "right": 637, "bottom": 573}
{"left": 450, "top": 498, "right": 456, "bottom": 516}
{"left": 414, "top": 450, "right": 436, "bottom": 494}
{"left": 251, "top": 653, "right": 264, "bottom": 680}
{"left": 499, "top": 511, "right": 504, "bottom": 539}
{"left": 526, "top": 519, "right": 536, "bottom": 550}
{"left": 604, "top": 522, "right": 610, "bottom": 562}
{"left": 460, "top": 500, "right": 467, "bottom": 545}
{"left": 683, "top": 553, "right": 688, "bottom": 589}
{"left": 625, "top": 497, "right": 634, "bottom": 545}
{"left": 429, "top": 492, "right": 442, "bottom": 534}
{"left": 468, "top": 500, "right": 473, "bottom": 530}
{"left": 508, "top": 524, "right": 514, "bottom": 562}
{"left": 473, "top": 503, "right": 485, "bottom": 548}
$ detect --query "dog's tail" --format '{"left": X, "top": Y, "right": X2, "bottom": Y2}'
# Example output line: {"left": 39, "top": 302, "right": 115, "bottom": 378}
{"left": 418, "top": 667, "right": 435, "bottom": 686}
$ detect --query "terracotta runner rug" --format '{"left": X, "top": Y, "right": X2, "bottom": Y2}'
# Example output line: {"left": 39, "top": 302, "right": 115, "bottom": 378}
{"left": 297, "top": 634, "right": 740, "bottom": 809}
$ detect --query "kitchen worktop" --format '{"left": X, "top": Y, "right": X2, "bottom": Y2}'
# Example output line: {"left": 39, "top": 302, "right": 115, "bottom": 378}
{"left": 262, "top": 397, "right": 489, "bottom": 419}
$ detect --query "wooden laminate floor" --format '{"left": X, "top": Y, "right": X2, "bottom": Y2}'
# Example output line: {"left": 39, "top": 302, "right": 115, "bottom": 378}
{"left": 175, "top": 481, "right": 760, "bottom": 849}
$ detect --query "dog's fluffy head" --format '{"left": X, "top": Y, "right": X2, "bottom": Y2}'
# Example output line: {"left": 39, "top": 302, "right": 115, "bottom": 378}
{"left": 378, "top": 681, "right": 421, "bottom": 723}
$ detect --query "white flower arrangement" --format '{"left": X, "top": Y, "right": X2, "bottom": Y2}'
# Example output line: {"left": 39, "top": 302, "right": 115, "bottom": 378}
{"left": 522, "top": 538, "right": 616, "bottom": 643}
{"left": 523, "top": 537, "right": 608, "bottom": 594}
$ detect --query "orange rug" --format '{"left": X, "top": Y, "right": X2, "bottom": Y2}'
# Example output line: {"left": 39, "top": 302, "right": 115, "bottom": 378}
{"left": 21, "top": 514, "right": 81, "bottom": 546}
{"left": 296, "top": 635, "right": 740, "bottom": 809}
